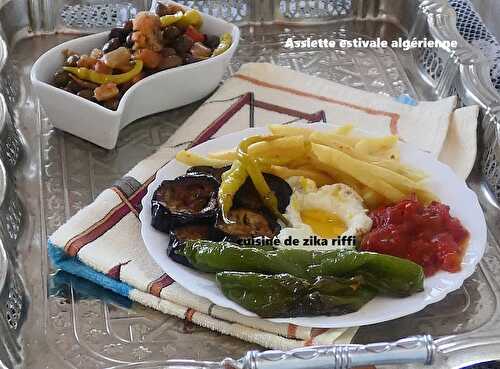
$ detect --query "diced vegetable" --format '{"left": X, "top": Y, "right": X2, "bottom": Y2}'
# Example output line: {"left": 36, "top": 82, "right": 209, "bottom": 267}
{"left": 94, "top": 60, "right": 112, "bottom": 74}
{"left": 94, "top": 82, "right": 119, "bottom": 102}
{"left": 76, "top": 55, "right": 98, "bottom": 69}
{"left": 134, "top": 48, "right": 162, "bottom": 69}
{"left": 190, "top": 42, "right": 212, "bottom": 59}
{"left": 185, "top": 25, "right": 205, "bottom": 43}
{"left": 102, "top": 47, "right": 131, "bottom": 69}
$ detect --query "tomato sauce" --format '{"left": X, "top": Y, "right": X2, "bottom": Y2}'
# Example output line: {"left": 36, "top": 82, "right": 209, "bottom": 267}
{"left": 360, "top": 197, "right": 469, "bottom": 276}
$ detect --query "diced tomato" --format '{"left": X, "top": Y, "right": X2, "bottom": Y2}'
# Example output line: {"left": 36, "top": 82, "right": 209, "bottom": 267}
{"left": 361, "top": 198, "right": 469, "bottom": 276}
{"left": 184, "top": 25, "right": 205, "bottom": 43}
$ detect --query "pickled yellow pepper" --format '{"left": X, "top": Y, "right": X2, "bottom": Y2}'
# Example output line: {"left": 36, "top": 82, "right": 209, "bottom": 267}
{"left": 237, "top": 136, "right": 290, "bottom": 225}
{"left": 63, "top": 60, "right": 143, "bottom": 85}
{"left": 160, "top": 11, "right": 183, "bottom": 27}
{"left": 212, "top": 33, "right": 232, "bottom": 57}
{"left": 218, "top": 160, "right": 247, "bottom": 223}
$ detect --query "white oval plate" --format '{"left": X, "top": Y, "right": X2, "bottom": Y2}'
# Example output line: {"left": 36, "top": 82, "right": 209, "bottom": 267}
{"left": 139, "top": 123, "right": 487, "bottom": 328}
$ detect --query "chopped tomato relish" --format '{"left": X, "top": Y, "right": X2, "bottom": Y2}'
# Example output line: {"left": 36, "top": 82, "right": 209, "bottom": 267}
{"left": 360, "top": 197, "right": 469, "bottom": 276}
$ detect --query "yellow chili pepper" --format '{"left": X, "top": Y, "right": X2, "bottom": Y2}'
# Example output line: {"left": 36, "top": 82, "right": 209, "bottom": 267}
{"left": 237, "top": 136, "right": 290, "bottom": 225}
{"left": 175, "top": 9, "right": 203, "bottom": 29}
{"left": 218, "top": 160, "right": 247, "bottom": 223}
{"left": 63, "top": 60, "right": 143, "bottom": 85}
{"left": 160, "top": 11, "right": 183, "bottom": 27}
{"left": 212, "top": 32, "right": 232, "bottom": 57}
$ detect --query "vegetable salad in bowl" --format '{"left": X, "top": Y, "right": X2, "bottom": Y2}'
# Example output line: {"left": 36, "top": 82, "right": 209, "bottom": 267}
{"left": 51, "top": 2, "right": 232, "bottom": 110}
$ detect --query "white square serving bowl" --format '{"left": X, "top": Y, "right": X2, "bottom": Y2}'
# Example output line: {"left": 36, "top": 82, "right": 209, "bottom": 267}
{"left": 30, "top": 6, "right": 240, "bottom": 149}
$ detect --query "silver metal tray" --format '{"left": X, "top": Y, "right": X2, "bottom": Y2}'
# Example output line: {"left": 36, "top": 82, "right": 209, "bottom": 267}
{"left": 1, "top": 0, "right": 500, "bottom": 368}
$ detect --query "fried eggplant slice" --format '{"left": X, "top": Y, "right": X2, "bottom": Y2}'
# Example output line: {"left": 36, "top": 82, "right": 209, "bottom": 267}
{"left": 215, "top": 207, "right": 280, "bottom": 239}
{"left": 151, "top": 173, "right": 219, "bottom": 232}
{"left": 167, "top": 222, "right": 214, "bottom": 267}
{"left": 186, "top": 165, "right": 230, "bottom": 183}
{"left": 233, "top": 173, "right": 292, "bottom": 213}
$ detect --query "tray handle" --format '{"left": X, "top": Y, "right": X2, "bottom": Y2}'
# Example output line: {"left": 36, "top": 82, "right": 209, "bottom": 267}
{"left": 236, "top": 335, "right": 435, "bottom": 369}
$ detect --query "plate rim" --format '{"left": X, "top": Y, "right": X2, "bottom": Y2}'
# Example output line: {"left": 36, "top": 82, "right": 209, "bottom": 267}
{"left": 139, "top": 123, "right": 487, "bottom": 328}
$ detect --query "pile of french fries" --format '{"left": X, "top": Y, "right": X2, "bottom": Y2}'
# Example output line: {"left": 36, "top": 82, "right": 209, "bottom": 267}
{"left": 176, "top": 124, "right": 434, "bottom": 209}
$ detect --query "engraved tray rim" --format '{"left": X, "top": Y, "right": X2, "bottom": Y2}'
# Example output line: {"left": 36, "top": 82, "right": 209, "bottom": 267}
{"left": 2, "top": 0, "right": 500, "bottom": 368}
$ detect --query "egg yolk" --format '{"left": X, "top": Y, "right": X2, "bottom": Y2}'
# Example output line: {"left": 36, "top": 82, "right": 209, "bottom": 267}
{"left": 300, "top": 209, "right": 347, "bottom": 238}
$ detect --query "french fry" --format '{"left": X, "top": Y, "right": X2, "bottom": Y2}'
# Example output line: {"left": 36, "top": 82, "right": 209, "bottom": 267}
{"left": 310, "top": 143, "right": 406, "bottom": 202}
{"left": 309, "top": 131, "right": 357, "bottom": 149}
{"left": 267, "top": 165, "right": 335, "bottom": 187}
{"left": 354, "top": 135, "right": 399, "bottom": 161}
{"left": 360, "top": 188, "right": 387, "bottom": 210}
{"left": 354, "top": 135, "right": 398, "bottom": 155}
{"left": 207, "top": 149, "right": 238, "bottom": 161}
{"left": 315, "top": 130, "right": 361, "bottom": 147}
{"left": 248, "top": 135, "right": 306, "bottom": 162}
{"left": 307, "top": 154, "right": 365, "bottom": 193}
{"left": 176, "top": 150, "right": 231, "bottom": 168}
{"left": 310, "top": 131, "right": 425, "bottom": 182}
{"left": 334, "top": 124, "right": 354, "bottom": 135}
{"left": 314, "top": 142, "right": 427, "bottom": 194}
{"left": 287, "top": 157, "right": 313, "bottom": 169}
{"left": 268, "top": 124, "right": 313, "bottom": 138}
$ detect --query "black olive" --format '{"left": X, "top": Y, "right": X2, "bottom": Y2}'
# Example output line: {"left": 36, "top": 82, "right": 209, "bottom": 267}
{"left": 184, "top": 53, "right": 196, "bottom": 64}
{"left": 173, "top": 34, "right": 194, "bottom": 55}
{"left": 155, "top": 2, "right": 169, "bottom": 16}
{"left": 102, "top": 37, "right": 122, "bottom": 54}
{"left": 108, "top": 27, "right": 127, "bottom": 42}
{"left": 65, "top": 80, "right": 82, "bottom": 93}
{"left": 125, "top": 33, "right": 134, "bottom": 49}
{"left": 204, "top": 35, "right": 220, "bottom": 50}
{"left": 101, "top": 98, "right": 120, "bottom": 110}
{"left": 77, "top": 89, "right": 95, "bottom": 101}
{"left": 158, "top": 55, "right": 183, "bottom": 70}
{"left": 53, "top": 70, "right": 71, "bottom": 87}
{"left": 162, "top": 26, "right": 181, "bottom": 46}
{"left": 123, "top": 20, "right": 133, "bottom": 34}
{"left": 160, "top": 47, "right": 176, "bottom": 57}
{"left": 64, "top": 54, "right": 80, "bottom": 67}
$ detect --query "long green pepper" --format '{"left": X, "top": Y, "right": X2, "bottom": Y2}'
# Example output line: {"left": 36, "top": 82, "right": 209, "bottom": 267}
{"left": 180, "top": 240, "right": 424, "bottom": 296}
{"left": 216, "top": 272, "right": 377, "bottom": 318}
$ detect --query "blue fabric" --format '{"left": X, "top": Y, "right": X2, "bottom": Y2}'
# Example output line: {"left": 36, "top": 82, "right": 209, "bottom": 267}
{"left": 395, "top": 94, "right": 418, "bottom": 106}
{"left": 48, "top": 241, "right": 132, "bottom": 298}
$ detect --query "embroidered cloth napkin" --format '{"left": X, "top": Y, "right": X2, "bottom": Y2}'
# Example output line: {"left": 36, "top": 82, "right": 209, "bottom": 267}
{"left": 48, "top": 62, "right": 478, "bottom": 350}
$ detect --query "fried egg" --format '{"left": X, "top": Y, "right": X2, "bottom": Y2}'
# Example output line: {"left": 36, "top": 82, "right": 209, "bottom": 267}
{"left": 276, "top": 177, "right": 372, "bottom": 250}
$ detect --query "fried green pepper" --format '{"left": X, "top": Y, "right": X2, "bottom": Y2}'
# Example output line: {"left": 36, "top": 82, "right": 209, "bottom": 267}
{"left": 180, "top": 240, "right": 424, "bottom": 296}
{"left": 307, "top": 251, "right": 425, "bottom": 297}
{"left": 63, "top": 60, "right": 143, "bottom": 85}
{"left": 216, "top": 272, "right": 376, "bottom": 318}
{"left": 218, "top": 160, "right": 247, "bottom": 223}
{"left": 212, "top": 32, "right": 232, "bottom": 57}
{"left": 237, "top": 136, "right": 289, "bottom": 225}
